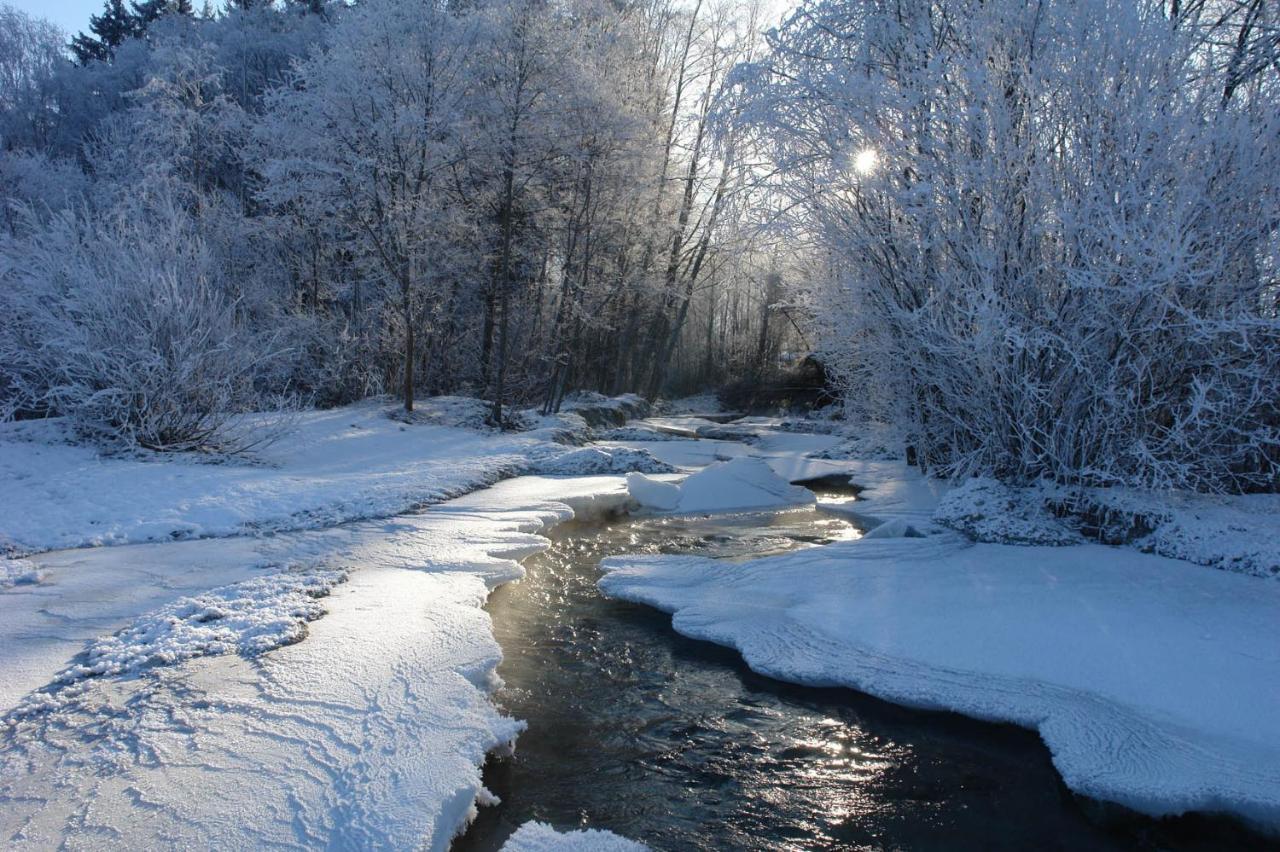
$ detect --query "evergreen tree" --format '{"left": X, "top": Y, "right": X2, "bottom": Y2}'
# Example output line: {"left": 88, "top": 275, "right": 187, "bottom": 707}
{"left": 70, "top": 0, "right": 138, "bottom": 64}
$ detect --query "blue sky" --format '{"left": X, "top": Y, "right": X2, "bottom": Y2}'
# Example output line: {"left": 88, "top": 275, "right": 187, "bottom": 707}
{"left": 9, "top": 0, "right": 102, "bottom": 35}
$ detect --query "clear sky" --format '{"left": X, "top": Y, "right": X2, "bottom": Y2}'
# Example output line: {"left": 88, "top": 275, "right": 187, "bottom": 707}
{"left": 7, "top": 0, "right": 102, "bottom": 35}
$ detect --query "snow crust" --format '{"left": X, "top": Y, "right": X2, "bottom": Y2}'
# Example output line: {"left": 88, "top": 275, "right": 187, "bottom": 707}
{"left": 599, "top": 534, "right": 1280, "bottom": 829}
{"left": 501, "top": 821, "right": 648, "bottom": 851}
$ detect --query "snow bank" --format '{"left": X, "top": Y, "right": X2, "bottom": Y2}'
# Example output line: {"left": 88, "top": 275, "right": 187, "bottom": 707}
{"left": 528, "top": 446, "right": 675, "bottom": 476}
{"left": 0, "top": 396, "right": 637, "bottom": 554}
{"left": 1046, "top": 486, "right": 1280, "bottom": 580}
{"left": 599, "top": 536, "right": 1280, "bottom": 830}
{"left": 501, "top": 821, "right": 648, "bottom": 851}
{"left": 597, "top": 426, "right": 693, "bottom": 442}
{"left": 630, "top": 457, "right": 815, "bottom": 514}
{"left": 0, "top": 475, "right": 633, "bottom": 848}
{"left": 936, "top": 477, "right": 1280, "bottom": 578}
{"left": 935, "top": 478, "right": 1082, "bottom": 546}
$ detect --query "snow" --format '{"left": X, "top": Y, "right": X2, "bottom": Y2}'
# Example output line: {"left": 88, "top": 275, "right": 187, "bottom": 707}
{"left": 658, "top": 392, "right": 724, "bottom": 415}
{"left": 0, "top": 474, "right": 635, "bottom": 848}
{"left": 47, "top": 567, "right": 347, "bottom": 688}
{"left": 597, "top": 437, "right": 749, "bottom": 470}
{"left": 0, "top": 557, "right": 41, "bottom": 589}
{"left": 0, "top": 399, "right": 574, "bottom": 554}
{"left": 935, "top": 477, "right": 1083, "bottom": 546}
{"left": 935, "top": 477, "right": 1280, "bottom": 577}
{"left": 528, "top": 446, "right": 675, "bottom": 476}
{"left": 599, "top": 533, "right": 1280, "bottom": 831}
{"left": 597, "top": 425, "right": 693, "bottom": 442}
{"left": 1045, "top": 485, "right": 1280, "bottom": 579}
{"left": 625, "top": 472, "right": 682, "bottom": 511}
{"left": 501, "top": 821, "right": 648, "bottom": 851}
{"left": 629, "top": 456, "right": 815, "bottom": 514}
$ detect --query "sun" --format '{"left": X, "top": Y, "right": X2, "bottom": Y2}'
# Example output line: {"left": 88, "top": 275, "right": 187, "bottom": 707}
{"left": 853, "top": 148, "right": 878, "bottom": 175}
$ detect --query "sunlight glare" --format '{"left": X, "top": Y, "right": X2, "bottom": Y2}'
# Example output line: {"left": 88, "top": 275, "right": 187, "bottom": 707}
{"left": 853, "top": 148, "right": 878, "bottom": 175}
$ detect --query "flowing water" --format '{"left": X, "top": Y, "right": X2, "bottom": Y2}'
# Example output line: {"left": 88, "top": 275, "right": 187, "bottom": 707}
{"left": 456, "top": 498, "right": 1268, "bottom": 851}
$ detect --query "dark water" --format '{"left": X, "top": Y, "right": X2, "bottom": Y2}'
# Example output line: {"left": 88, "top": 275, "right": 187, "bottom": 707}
{"left": 456, "top": 504, "right": 1271, "bottom": 852}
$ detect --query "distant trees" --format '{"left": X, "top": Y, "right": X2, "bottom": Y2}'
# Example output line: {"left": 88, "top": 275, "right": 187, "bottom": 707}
{"left": 735, "top": 0, "right": 1280, "bottom": 491}
{"left": 0, "top": 0, "right": 788, "bottom": 449}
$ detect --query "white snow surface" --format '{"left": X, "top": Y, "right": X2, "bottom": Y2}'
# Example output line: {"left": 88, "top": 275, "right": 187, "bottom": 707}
{"left": 0, "top": 557, "right": 41, "bottom": 589}
{"left": 935, "top": 477, "right": 1083, "bottom": 545}
{"left": 599, "top": 534, "right": 1280, "bottom": 830}
{"left": 500, "top": 821, "right": 648, "bottom": 851}
{"left": 631, "top": 456, "right": 815, "bottom": 514}
{"left": 625, "top": 472, "right": 682, "bottom": 511}
{"left": 0, "top": 399, "right": 568, "bottom": 554}
{"left": 0, "top": 474, "right": 633, "bottom": 849}
{"left": 528, "top": 446, "right": 675, "bottom": 476}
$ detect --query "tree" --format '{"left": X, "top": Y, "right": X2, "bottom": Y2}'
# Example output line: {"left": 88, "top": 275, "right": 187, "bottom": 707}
{"left": 734, "top": 0, "right": 1280, "bottom": 491}
{"left": 254, "top": 0, "right": 481, "bottom": 413}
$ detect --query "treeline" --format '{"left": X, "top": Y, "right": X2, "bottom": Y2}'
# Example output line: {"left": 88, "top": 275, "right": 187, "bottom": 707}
{"left": 734, "top": 0, "right": 1280, "bottom": 493}
{"left": 0, "top": 0, "right": 797, "bottom": 450}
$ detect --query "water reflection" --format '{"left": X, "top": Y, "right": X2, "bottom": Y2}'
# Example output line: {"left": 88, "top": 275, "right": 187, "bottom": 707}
{"left": 456, "top": 503, "right": 1266, "bottom": 852}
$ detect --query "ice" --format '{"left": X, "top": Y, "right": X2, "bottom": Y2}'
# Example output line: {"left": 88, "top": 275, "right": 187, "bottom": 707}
{"left": 500, "top": 821, "right": 648, "bottom": 851}
{"left": 599, "top": 534, "right": 1280, "bottom": 830}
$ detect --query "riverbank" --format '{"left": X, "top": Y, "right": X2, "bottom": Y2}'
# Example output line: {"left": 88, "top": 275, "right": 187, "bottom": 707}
{"left": 0, "top": 395, "right": 656, "bottom": 849}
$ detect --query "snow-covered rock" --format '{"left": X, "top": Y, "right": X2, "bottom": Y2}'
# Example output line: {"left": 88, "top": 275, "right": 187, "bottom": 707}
{"left": 599, "top": 535, "right": 1280, "bottom": 831}
{"left": 500, "top": 821, "right": 648, "bottom": 851}
{"left": 638, "top": 457, "right": 816, "bottom": 514}
{"left": 626, "top": 472, "right": 682, "bottom": 511}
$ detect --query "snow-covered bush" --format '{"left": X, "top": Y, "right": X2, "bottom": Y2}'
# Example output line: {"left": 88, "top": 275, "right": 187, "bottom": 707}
{"left": 935, "top": 478, "right": 1081, "bottom": 546}
{"left": 0, "top": 191, "right": 286, "bottom": 452}
{"left": 736, "top": 0, "right": 1280, "bottom": 493}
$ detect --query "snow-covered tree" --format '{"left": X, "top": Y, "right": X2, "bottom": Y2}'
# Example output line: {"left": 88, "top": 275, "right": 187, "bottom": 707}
{"left": 735, "top": 0, "right": 1280, "bottom": 491}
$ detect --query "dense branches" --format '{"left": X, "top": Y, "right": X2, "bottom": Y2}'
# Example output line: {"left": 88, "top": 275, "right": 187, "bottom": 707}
{"left": 736, "top": 0, "right": 1280, "bottom": 491}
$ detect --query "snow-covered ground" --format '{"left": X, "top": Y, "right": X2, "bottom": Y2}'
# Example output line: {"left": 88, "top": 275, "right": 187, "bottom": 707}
{"left": 1, "top": 474, "right": 636, "bottom": 848}
{"left": 0, "top": 397, "right": 641, "bottom": 555}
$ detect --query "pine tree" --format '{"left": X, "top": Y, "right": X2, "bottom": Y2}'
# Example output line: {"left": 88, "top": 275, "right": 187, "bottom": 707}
{"left": 70, "top": 0, "right": 138, "bottom": 64}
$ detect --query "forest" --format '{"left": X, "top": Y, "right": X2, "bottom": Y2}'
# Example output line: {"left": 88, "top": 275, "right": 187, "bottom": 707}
{"left": 2, "top": 1, "right": 1280, "bottom": 849}
{"left": 2, "top": 0, "right": 1278, "bottom": 493}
